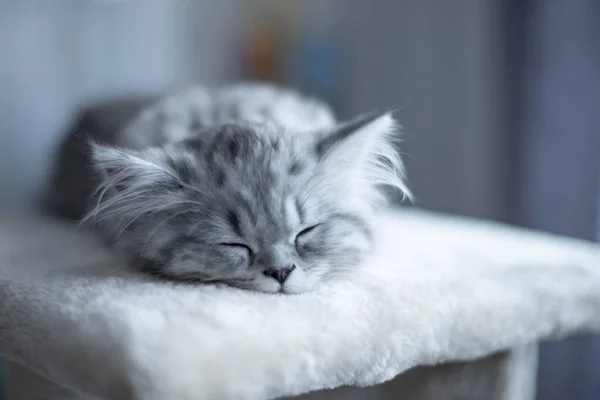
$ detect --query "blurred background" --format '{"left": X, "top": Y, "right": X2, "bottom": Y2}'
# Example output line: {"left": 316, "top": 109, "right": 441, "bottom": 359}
{"left": 0, "top": 0, "right": 599, "bottom": 398}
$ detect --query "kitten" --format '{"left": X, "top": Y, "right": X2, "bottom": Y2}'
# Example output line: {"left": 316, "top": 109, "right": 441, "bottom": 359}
{"left": 78, "top": 83, "right": 411, "bottom": 293}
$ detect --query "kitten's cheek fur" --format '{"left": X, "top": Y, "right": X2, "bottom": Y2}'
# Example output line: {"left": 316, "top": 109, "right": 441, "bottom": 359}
{"left": 281, "top": 268, "right": 318, "bottom": 294}
{"left": 251, "top": 276, "right": 282, "bottom": 293}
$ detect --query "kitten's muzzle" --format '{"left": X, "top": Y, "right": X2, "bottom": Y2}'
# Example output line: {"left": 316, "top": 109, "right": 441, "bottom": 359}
{"left": 263, "top": 265, "right": 296, "bottom": 284}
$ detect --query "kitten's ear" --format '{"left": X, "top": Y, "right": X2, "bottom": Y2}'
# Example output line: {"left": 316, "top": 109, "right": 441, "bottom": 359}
{"left": 90, "top": 142, "right": 177, "bottom": 192}
{"left": 315, "top": 112, "right": 411, "bottom": 199}
{"left": 316, "top": 112, "right": 395, "bottom": 161}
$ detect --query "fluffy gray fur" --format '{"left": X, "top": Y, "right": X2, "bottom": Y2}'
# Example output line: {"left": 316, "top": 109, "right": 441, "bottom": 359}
{"left": 82, "top": 83, "right": 411, "bottom": 293}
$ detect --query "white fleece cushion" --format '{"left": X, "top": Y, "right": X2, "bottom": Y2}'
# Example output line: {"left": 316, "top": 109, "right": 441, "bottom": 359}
{"left": 1, "top": 209, "right": 600, "bottom": 400}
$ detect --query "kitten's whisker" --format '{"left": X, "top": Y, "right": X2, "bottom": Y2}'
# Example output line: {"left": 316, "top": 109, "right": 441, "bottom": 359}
{"left": 166, "top": 199, "right": 206, "bottom": 209}
{"left": 187, "top": 220, "right": 206, "bottom": 236}
{"left": 142, "top": 209, "right": 198, "bottom": 252}
{"left": 178, "top": 181, "right": 210, "bottom": 198}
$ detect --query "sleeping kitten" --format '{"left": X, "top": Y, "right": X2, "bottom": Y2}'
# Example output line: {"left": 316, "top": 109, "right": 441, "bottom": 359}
{"left": 77, "top": 83, "right": 410, "bottom": 293}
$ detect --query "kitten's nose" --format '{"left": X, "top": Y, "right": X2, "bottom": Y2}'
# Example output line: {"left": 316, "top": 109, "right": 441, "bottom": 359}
{"left": 263, "top": 266, "right": 296, "bottom": 284}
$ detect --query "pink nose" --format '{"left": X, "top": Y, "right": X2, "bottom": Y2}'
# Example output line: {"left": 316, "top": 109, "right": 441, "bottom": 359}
{"left": 263, "top": 266, "right": 296, "bottom": 283}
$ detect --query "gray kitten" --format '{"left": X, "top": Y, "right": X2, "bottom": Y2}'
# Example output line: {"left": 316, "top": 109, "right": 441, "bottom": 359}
{"left": 80, "top": 83, "right": 410, "bottom": 293}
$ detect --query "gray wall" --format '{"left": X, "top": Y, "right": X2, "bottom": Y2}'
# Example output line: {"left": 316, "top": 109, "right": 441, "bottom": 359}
{"left": 513, "top": 1, "right": 600, "bottom": 398}
{"left": 336, "top": 0, "right": 508, "bottom": 220}
{"left": 0, "top": 0, "right": 508, "bottom": 221}
{"left": 0, "top": 0, "right": 243, "bottom": 213}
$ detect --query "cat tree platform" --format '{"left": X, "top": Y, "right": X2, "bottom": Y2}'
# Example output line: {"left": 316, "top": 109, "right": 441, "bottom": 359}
{"left": 1, "top": 209, "right": 600, "bottom": 400}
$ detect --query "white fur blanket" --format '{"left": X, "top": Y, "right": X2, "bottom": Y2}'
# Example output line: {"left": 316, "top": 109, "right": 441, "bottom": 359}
{"left": 1, "top": 209, "right": 600, "bottom": 400}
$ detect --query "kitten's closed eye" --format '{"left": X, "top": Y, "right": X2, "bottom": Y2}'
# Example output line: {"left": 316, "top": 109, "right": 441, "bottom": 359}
{"left": 295, "top": 224, "right": 321, "bottom": 247}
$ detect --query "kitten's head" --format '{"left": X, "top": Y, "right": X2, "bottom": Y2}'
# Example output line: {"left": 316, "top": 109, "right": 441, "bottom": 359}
{"left": 85, "top": 112, "right": 410, "bottom": 293}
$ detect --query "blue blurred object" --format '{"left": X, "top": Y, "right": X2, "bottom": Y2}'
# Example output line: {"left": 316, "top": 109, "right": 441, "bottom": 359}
{"left": 288, "top": 32, "right": 341, "bottom": 110}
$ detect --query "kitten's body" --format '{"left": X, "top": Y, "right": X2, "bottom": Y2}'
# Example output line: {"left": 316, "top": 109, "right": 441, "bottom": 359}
{"left": 117, "top": 83, "right": 337, "bottom": 149}
{"left": 50, "top": 83, "right": 409, "bottom": 293}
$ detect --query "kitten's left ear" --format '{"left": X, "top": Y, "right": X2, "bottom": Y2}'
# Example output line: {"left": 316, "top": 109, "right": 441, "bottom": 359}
{"left": 315, "top": 112, "right": 411, "bottom": 198}
{"left": 90, "top": 142, "right": 178, "bottom": 193}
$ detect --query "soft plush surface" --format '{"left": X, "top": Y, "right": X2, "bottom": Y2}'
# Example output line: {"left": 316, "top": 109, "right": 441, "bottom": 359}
{"left": 1, "top": 209, "right": 600, "bottom": 400}
{"left": 3, "top": 345, "right": 539, "bottom": 400}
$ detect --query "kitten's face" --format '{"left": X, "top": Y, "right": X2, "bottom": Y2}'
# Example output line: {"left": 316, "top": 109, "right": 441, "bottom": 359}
{"left": 88, "top": 113, "right": 408, "bottom": 293}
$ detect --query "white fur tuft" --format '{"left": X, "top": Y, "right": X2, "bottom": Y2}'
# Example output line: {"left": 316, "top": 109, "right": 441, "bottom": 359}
{"left": 319, "top": 112, "right": 413, "bottom": 208}
{"left": 82, "top": 143, "right": 183, "bottom": 234}
{"left": 363, "top": 113, "right": 413, "bottom": 202}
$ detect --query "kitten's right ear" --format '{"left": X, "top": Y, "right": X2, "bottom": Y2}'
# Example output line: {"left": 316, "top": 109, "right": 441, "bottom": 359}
{"left": 314, "top": 112, "right": 412, "bottom": 200}
{"left": 90, "top": 142, "right": 175, "bottom": 192}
